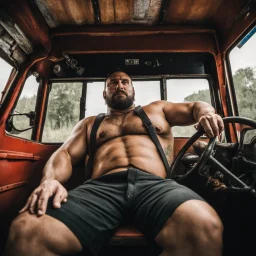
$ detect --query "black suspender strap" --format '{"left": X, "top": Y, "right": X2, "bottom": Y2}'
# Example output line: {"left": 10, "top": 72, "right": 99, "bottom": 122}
{"left": 86, "top": 113, "right": 105, "bottom": 179}
{"left": 134, "top": 105, "right": 170, "bottom": 176}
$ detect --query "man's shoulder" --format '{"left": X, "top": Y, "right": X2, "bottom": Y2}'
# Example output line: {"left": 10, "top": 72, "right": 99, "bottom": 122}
{"left": 141, "top": 100, "right": 167, "bottom": 110}
{"left": 81, "top": 115, "right": 98, "bottom": 125}
{"left": 74, "top": 115, "right": 98, "bottom": 130}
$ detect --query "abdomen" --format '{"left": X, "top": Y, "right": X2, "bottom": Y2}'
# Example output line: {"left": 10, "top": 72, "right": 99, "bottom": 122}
{"left": 92, "top": 135, "right": 171, "bottom": 178}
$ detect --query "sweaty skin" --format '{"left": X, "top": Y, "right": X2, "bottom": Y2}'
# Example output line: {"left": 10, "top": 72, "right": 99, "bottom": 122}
{"left": 20, "top": 72, "right": 223, "bottom": 212}
{"left": 19, "top": 72, "right": 224, "bottom": 216}
{"left": 91, "top": 103, "right": 174, "bottom": 178}
{"left": 4, "top": 72, "right": 224, "bottom": 256}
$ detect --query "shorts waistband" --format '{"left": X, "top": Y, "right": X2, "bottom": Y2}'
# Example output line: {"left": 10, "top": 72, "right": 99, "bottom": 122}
{"left": 91, "top": 167, "right": 163, "bottom": 183}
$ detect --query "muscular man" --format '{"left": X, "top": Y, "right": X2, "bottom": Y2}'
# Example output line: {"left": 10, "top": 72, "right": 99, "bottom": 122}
{"left": 4, "top": 71, "right": 224, "bottom": 256}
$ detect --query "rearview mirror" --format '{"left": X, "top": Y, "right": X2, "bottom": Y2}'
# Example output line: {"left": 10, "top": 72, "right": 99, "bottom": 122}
{"left": 6, "top": 111, "right": 36, "bottom": 134}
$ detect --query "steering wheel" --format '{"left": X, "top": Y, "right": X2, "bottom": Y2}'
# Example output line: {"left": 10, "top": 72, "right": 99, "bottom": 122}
{"left": 169, "top": 117, "right": 256, "bottom": 195}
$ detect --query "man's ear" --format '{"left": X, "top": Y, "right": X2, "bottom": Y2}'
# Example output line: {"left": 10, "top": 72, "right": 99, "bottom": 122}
{"left": 103, "top": 91, "right": 106, "bottom": 99}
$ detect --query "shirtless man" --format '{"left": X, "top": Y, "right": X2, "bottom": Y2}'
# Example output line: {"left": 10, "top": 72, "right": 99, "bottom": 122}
{"left": 4, "top": 71, "right": 224, "bottom": 256}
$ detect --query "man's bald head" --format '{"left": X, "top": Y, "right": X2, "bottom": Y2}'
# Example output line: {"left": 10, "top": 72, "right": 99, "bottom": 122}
{"left": 105, "top": 71, "right": 133, "bottom": 89}
{"left": 103, "top": 71, "right": 135, "bottom": 110}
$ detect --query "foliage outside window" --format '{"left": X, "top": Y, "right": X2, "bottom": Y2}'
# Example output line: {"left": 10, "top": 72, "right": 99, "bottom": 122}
{"left": 42, "top": 82, "right": 82, "bottom": 142}
{"left": 229, "top": 27, "right": 256, "bottom": 120}
{"left": 7, "top": 75, "right": 39, "bottom": 140}
{"left": 167, "top": 79, "right": 211, "bottom": 137}
{"left": 42, "top": 79, "right": 211, "bottom": 143}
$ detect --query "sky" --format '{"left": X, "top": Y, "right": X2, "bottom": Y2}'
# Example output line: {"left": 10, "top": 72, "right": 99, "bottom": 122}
{"left": 0, "top": 31, "right": 255, "bottom": 102}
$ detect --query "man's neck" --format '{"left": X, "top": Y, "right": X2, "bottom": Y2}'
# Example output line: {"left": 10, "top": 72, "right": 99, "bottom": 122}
{"left": 108, "top": 104, "right": 135, "bottom": 116}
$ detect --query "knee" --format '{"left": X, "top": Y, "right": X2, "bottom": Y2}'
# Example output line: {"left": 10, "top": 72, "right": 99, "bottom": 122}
{"left": 7, "top": 213, "right": 39, "bottom": 249}
{"left": 156, "top": 202, "right": 223, "bottom": 250}
{"left": 194, "top": 211, "right": 223, "bottom": 243}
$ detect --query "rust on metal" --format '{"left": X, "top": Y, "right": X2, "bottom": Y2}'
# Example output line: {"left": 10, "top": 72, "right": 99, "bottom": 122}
{"left": 52, "top": 25, "right": 215, "bottom": 37}
{"left": 0, "top": 11, "right": 33, "bottom": 54}
{"left": 0, "top": 26, "right": 27, "bottom": 65}
{"left": 132, "top": 0, "right": 162, "bottom": 24}
{"left": 50, "top": 32, "right": 218, "bottom": 57}
{"left": 99, "top": 0, "right": 115, "bottom": 24}
{"left": 114, "top": 0, "right": 133, "bottom": 23}
{"left": 35, "top": 0, "right": 59, "bottom": 28}
{"left": 35, "top": 0, "right": 95, "bottom": 27}
{"left": 5, "top": 0, "right": 51, "bottom": 50}
{"left": 0, "top": 181, "right": 28, "bottom": 193}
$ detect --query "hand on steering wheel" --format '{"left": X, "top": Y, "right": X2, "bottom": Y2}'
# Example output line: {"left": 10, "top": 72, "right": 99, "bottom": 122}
{"left": 168, "top": 116, "right": 256, "bottom": 197}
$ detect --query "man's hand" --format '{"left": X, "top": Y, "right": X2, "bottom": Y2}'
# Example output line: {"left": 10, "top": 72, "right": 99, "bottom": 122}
{"left": 19, "top": 180, "right": 68, "bottom": 216}
{"left": 196, "top": 113, "right": 224, "bottom": 138}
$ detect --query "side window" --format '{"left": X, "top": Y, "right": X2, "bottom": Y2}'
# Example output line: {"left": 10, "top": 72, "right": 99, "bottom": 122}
{"left": 85, "top": 82, "right": 106, "bottom": 117}
{"left": 167, "top": 78, "right": 211, "bottom": 137}
{"left": 7, "top": 75, "right": 39, "bottom": 140}
{"left": 229, "top": 26, "right": 256, "bottom": 120}
{"left": 85, "top": 80, "right": 161, "bottom": 118}
{"left": 133, "top": 80, "right": 161, "bottom": 105}
{"left": 42, "top": 82, "right": 83, "bottom": 142}
{"left": 0, "top": 58, "right": 14, "bottom": 103}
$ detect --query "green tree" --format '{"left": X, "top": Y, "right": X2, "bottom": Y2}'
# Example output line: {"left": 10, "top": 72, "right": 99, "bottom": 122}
{"left": 233, "top": 67, "right": 256, "bottom": 119}
{"left": 184, "top": 89, "right": 211, "bottom": 105}
{"left": 47, "top": 83, "right": 81, "bottom": 129}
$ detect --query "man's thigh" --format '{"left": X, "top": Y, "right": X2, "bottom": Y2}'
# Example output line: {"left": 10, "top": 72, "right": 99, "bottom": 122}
{"left": 12, "top": 211, "right": 82, "bottom": 255}
{"left": 132, "top": 174, "right": 205, "bottom": 240}
{"left": 46, "top": 175, "right": 127, "bottom": 255}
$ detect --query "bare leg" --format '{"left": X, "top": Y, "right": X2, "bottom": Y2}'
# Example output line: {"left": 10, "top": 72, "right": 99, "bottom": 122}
{"left": 155, "top": 200, "right": 223, "bottom": 256}
{"left": 4, "top": 212, "right": 82, "bottom": 256}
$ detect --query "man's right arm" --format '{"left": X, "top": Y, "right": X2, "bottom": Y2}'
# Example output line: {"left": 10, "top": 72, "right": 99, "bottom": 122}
{"left": 19, "top": 117, "right": 92, "bottom": 216}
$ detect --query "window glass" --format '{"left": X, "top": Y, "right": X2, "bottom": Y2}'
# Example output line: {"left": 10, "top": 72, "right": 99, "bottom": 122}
{"left": 0, "top": 58, "right": 14, "bottom": 102}
{"left": 7, "top": 75, "right": 39, "bottom": 140}
{"left": 42, "top": 82, "right": 82, "bottom": 142}
{"left": 133, "top": 80, "right": 161, "bottom": 106}
{"left": 85, "top": 82, "right": 106, "bottom": 117}
{"left": 167, "top": 79, "right": 211, "bottom": 137}
{"left": 229, "top": 26, "right": 256, "bottom": 120}
{"left": 85, "top": 80, "right": 161, "bottom": 118}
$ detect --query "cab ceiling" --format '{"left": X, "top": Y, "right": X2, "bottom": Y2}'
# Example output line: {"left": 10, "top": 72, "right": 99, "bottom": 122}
{"left": 34, "top": 0, "right": 250, "bottom": 28}
{"left": 0, "top": 0, "right": 255, "bottom": 67}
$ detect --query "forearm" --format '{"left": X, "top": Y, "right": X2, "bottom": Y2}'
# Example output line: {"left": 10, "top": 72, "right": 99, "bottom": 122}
{"left": 192, "top": 101, "right": 216, "bottom": 122}
{"left": 41, "top": 149, "right": 73, "bottom": 184}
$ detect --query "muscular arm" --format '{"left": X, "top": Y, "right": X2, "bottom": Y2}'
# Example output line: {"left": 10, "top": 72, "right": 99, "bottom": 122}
{"left": 20, "top": 117, "right": 92, "bottom": 216}
{"left": 41, "top": 118, "right": 90, "bottom": 184}
{"left": 160, "top": 100, "right": 224, "bottom": 137}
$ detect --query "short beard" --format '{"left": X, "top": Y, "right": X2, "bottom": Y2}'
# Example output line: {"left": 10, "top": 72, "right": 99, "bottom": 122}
{"left": 105, "top": 92, "right": 135, "bottom": 110}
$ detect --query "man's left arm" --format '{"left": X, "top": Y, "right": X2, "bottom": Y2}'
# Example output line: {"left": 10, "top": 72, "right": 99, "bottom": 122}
{"left": 161, "top": 101, "right": 224, "bottom": 138}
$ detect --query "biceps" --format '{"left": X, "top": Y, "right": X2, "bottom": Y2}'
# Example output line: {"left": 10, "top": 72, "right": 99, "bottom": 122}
{"left": 163, "top": 102, "right": 195, "bottom": 126}
{"left": 61, "top": 127, "right": 87, "bottom": 164}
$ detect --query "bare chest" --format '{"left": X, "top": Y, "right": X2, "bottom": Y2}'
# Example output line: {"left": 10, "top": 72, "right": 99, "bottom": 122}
{"left": 95, "top": 112, "right": 170, "bottom": 146}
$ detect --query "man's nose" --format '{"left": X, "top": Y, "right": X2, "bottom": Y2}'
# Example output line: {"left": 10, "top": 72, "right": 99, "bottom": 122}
{"left": 116, "top": 81, "right": 124, "bottom": 90}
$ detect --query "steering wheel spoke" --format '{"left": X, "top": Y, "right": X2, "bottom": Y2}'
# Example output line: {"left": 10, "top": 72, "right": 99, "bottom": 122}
{"left": 169, "top": 116, "right": 256, "bottom": 197}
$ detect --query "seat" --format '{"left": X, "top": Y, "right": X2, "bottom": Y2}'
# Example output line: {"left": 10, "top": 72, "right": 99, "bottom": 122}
{"left": 108, "top": 225, "right": 148, "bottom": 246}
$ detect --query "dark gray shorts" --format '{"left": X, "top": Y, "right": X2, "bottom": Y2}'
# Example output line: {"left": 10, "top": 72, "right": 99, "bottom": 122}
{"left": 46, "top": 167, "right": 204, "bottom": 255}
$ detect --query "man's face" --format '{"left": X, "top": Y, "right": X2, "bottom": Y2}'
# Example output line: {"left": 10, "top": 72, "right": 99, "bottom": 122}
{"left": 104, "top": 72, "right": 135, "bottom": 110}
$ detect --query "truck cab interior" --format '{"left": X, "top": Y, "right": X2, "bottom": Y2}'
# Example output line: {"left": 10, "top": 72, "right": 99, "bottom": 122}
{"left": 0, "top": 0, "right": 256, "bottom": 255}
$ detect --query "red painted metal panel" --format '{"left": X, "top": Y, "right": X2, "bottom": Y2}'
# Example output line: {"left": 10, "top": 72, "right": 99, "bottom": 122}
{"left": 0, "top": 181, "right": 28, "bottom": 193}
{"left": 0, "top": 150, "right": 42, "bottom": 160}
{"left": 50, "top": 32, "right": 218, "bottom": 57}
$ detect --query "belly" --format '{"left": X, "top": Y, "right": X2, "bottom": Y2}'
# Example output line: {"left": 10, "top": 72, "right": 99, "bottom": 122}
{"left": 91, "top": 135, "right": 169, "bottom": 178}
